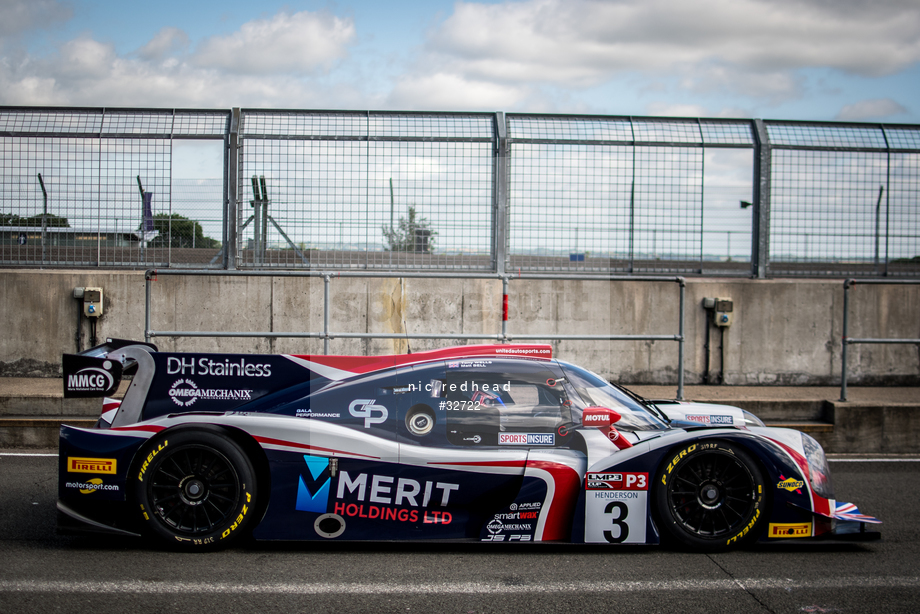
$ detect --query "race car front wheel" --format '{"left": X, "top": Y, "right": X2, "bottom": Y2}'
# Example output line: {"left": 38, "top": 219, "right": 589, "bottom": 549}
{"left": 133, "top": 429, "right": 258, "bottom": 550}
{"left": 655, "top": 440, "right": 767, "bottom": 551}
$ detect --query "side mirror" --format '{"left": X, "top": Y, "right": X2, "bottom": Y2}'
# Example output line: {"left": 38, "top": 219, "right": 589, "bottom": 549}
{"left": 582, "top": 407, "right": 632, "bottom": 450}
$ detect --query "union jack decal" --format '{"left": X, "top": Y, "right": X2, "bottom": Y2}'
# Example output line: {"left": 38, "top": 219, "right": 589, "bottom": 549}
{"left": 832, "top": 502, "right": 881, "bottom": 524}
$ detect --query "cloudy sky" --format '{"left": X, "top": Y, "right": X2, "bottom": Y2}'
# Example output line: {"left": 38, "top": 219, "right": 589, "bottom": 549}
{"left": 1, "top": 0, "right": 918, "bottom": 121}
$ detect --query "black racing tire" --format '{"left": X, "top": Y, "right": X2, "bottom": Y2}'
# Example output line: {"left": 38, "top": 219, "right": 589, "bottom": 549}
{"left": 133, "top": 429, "right": 258, "bottom": 551}
{"left": 655, "top": 440, "right": 767, "bottom": 551}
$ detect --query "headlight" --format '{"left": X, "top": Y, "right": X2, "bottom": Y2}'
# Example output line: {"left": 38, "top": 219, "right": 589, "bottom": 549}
{"left": 801, "top": 432, "right": 834, "bottom": 499}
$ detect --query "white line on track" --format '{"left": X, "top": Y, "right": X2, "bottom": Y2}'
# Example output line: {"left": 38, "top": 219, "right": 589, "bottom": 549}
{"left": 829, "top": 458, "right": 920, "bottom": 462}
{"left": 0, "top": 577, "right": 918, "bottom": 595}
{"left": 0, "top": 453, "right": 57, "bottom": 457}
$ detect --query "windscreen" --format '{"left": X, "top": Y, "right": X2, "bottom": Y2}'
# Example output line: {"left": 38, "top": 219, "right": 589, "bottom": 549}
{"left": 557, "top": 361, "right": 667, "bottom": 432}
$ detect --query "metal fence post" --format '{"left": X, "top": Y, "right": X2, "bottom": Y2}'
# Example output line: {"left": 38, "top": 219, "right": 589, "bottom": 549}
{"left": 501, "top": 275, "right": 509, "bottom": 343}
{"left": 840, "top": 279, "right": 851, "bottom": 401}
{"left": 145, "top": 272, "right": 153, "bottom": 344}
{"left": 751, "top": 119, "right": 771, "bottom": 279}
{"left": 323, "top": 274, "right": 331, "bottom": 355}
{"left": 677, "top": 277, "right": 686, "bottom": 401}
{"left": 880, "top": 125, "right": 891, "bottom": 277}
{"left": 493, "top": 112, "right": 508, "bottom": 276}
{"left": 839, "top": 278, "right": 920, "bottom": 402}
{"left": 225, "top": 108, "right": 240, "bottom": 270}
{"left": 38, "top": 173, "right": 48, "bottom": 266}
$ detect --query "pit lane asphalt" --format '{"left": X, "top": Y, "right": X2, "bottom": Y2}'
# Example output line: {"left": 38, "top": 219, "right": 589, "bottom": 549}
{"left": 1, "top": 452, "right": 918, "bottom": 614}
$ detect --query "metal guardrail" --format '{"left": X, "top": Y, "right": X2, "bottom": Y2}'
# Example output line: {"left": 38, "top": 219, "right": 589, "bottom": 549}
{"left": 840, "top": 278, "right": 920, "bottom": 401}
{"left": 144, "top": 269, "right": 687, "bottom": 400}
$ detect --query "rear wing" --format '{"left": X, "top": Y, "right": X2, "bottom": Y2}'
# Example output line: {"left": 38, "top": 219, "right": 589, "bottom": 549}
{"left": 62, "top": 339, "right": 159, "bottom": 398}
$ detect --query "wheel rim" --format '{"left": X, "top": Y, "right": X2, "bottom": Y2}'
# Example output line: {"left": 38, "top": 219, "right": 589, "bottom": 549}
{"left": 148, "top": 445, "right": 242, "bottom": 536}
{"left": 667, "top": 451, "right": 757, "bottom": 539}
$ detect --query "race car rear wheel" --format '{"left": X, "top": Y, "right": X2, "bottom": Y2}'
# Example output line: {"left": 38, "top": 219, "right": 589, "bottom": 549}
{"left": 134, "top": 429, "right": 257, "bottom": 550}
{"left": 655, "top": 440, "right": 767, "bottom": 551}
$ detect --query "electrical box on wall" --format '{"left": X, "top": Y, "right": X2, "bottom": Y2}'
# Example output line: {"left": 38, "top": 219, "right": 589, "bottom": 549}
{"left": 712, "top": 297, "right": 733, "bottom": 327}
{"left": 83, "top": 287, "right": 103, "bottom": 318}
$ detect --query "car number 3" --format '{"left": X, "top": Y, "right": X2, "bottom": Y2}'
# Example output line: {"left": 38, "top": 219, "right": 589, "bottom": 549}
{"left": 603, "top": 501, "right": 629, "bottom": 543}
{"left": 585, "top": 488, "right": 648, "bottom": 545}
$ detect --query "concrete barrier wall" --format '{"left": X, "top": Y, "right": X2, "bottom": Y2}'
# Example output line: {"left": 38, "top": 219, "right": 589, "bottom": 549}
{"left": 1, "top": 270, "right": 917, "bottom": 386}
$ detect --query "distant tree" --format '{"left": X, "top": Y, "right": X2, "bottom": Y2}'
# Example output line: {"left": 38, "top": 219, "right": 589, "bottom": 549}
{"left": 0, "top": 213, "right": 69, "bottom": 227}
{"left": 145, "top": 213, "right": 220, "bottom": 249}
{"left": 23, "top": 213, "right": 70, "bottom": 227}
{"left": 381, "top": 205, "right": 438, "bottom": 253}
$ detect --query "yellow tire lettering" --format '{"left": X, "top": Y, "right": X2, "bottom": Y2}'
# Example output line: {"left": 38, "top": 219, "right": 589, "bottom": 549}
{"left": 726, "top": 508, "right": 761, "bottom": 545}
{"left": 137, "top": 440, "right": 168, "bottom": 482}
{"left": 219, "top": 493, "right": 251, "bottom": 540}
{"left": 665, "top": 444, "right": 698, "bottom": 475}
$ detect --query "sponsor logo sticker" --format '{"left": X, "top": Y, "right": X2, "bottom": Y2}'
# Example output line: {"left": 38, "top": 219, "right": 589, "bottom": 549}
{"left": 511, "top": 501, "right": 541, "bottom": 511}
{"left": 777, "top": 476, "right": 806, "bottom": 492}
{"left": 586, "top": 472, "right": 648, "bottom": 491}
{"left": 166, "top": 356, "right": 272, "bottom": 378}
{"left": 583, "top": 413, "right": 611, "bottom": 426}
{"left": 64, "top": 478, "right": 120, "bottom": 494}
{"left": 66, "top": 365, "right": 116, "bottom": 394}
{"left": 296, "top": 456, "right": 332, "bottom": 514}
{"left": 769, "top": 522, "right": 812, "bottom": 538}
{"left": 684, "top": 414, "right": 734, "bottom": 425}
{"left": 68, "top": 457, "right": 116, "bottom": 474}
{"left": 295, "top": 409, "right": 341, "bottom": 418}
{"left": 498, "top": 433, "right": 555, "bottom": 446}
{"left": 169, "top": 379, "right": 254, "bottom": 407}
{"left": 348, "top": 399, "right": 388, "bottom": 427}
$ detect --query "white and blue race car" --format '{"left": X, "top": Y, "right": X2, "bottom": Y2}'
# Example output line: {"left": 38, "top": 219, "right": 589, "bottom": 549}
{"left": 58, "top": 340, "right": 879, "bottom": 550}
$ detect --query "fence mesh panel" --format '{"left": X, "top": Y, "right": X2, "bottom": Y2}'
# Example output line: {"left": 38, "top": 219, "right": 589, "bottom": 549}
{"left": 0, "top": 108, "right": 228, "bottom": 268}
{"left": 1, "top": 107, "right": 917, "bottom": 277}
{"left": 770, "top": 150, "right": 888, "bottom": 275}
{"left": 0, "top": 135, "right": 172, "bottom": 267}
{"left": 507, "top": 115, "right": 753, "bottom": 274}
{"left": 237, "top": 111, "right": 494, "bottom": 270}
{"left": 887, "top": 153, "right": 920, "bottom": 276}
{"left": 766, "top": 121, "right": 920, "bottom": 277}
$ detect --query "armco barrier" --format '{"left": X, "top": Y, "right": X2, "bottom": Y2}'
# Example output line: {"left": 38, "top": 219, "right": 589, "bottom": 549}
{"left": 840, "top": 278, "right": 920, "bottom": 401}
{"left": 144, "top": 269, "right": 687, "bottom": 400}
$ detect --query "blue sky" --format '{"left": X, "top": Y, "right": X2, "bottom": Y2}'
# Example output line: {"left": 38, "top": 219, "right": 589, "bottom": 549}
{"left": 1, "top": 0, "right": 918, "bottom": 122}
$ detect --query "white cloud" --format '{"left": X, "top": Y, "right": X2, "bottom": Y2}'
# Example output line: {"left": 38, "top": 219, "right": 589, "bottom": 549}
{"left": 192, "top": 11, "right": 355, "bottom": 75}
{"left": 645, "top": 102, "right": 711, "bottom": 118}
{"left": 1, "top": 75, "right": 59, "bottom": 106}
{"left": 387, "top": 72, "right": 530, "bottom": 110}
{"left": 836, "top": 98, "right": 909, "bottom": 121}
{"left": 417, "top": 0, "right": 920, "bottom": 101}
{"left": 0, "top": 0, "right": 915, "bottom": 117}
{"left": 0, "top": 0, "right": 71, "bottom": 37}
{"left": 677, "top": 65, "right": 806, "bottom": 105}
{"left": 0, "top": 9, "right": 363, "bottom": 108}
{"left": 57, "top": 38, "right": 118, "bottom": 79}
{"left": 138, "top": 27, "right": 190, "bottom": 61}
